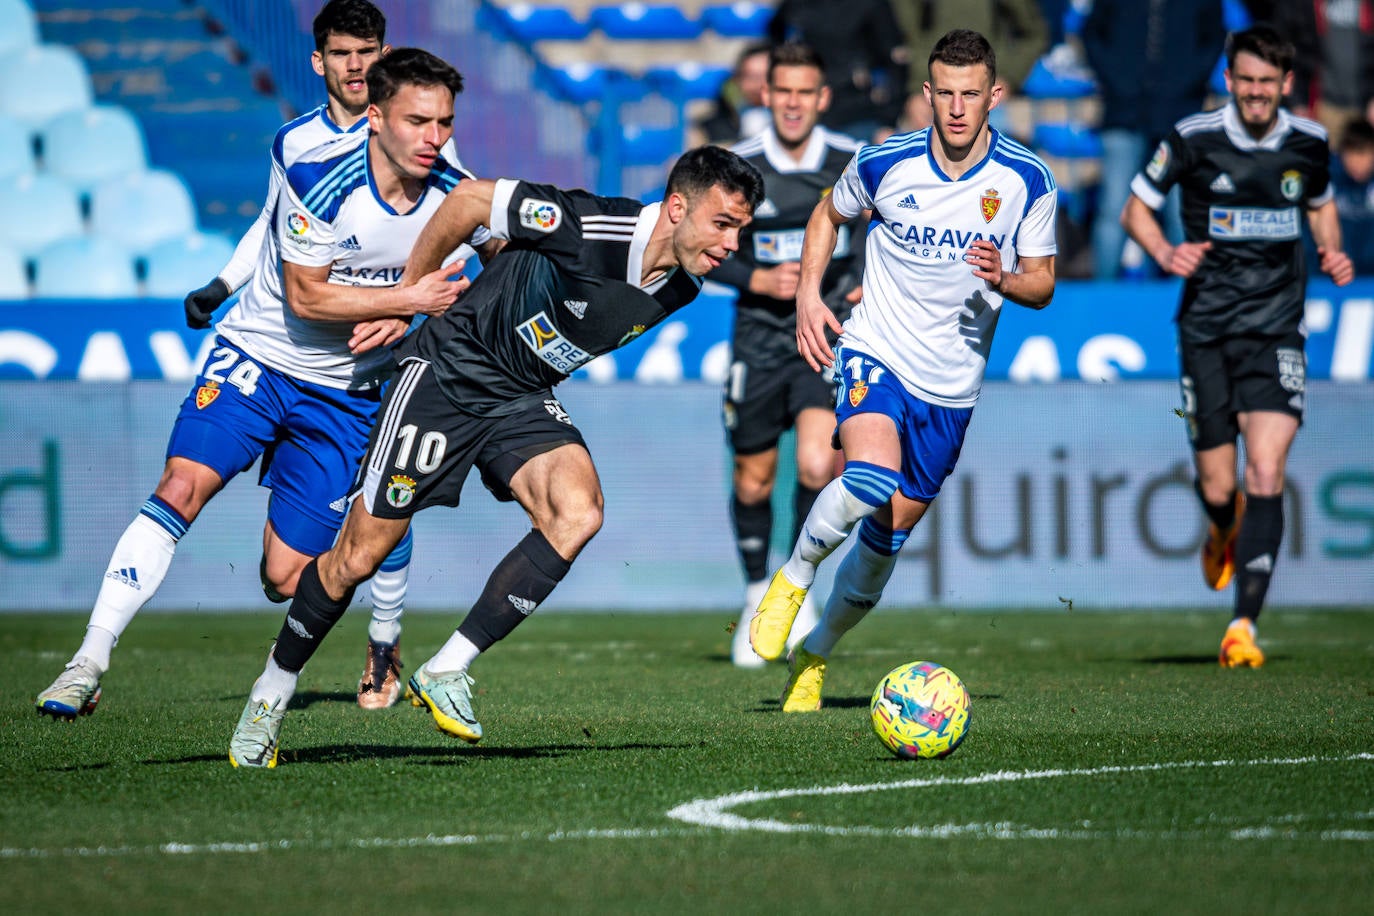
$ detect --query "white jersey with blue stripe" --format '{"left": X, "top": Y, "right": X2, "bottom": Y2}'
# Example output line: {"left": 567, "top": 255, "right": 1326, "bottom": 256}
{"left": 217, "top": 130, "right": 485, "bottom": 390}
{"left": 830, "top": 127, "right": 1057, "bottom": 407}
{"left": 218, "top": 104, "right": 472, "bottom": 292}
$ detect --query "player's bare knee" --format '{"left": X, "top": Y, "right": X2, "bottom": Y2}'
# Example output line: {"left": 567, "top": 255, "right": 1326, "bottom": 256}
{"left": 796, "top": 458, "right": 835, "bottom": 491}
{"left": 1243, "top": 462, "right": 1286, "bottom": 498}
{"left": 734, "top": 476, "right": 774, "bottom": 505}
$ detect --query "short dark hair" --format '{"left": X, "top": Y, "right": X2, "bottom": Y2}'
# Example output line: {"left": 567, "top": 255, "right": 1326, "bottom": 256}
{"left": 1225, "top": 24, "right": 1294, "bottom": 73}
{"left": 365, "top": 47, "right": 464, "bottom": 108}
{"left": 928, "top": 28, "right": 997, "bottom": 83}
{"left": 667, "top": 145, "right": 765, "bottom": 211}
{"left": 769, "top": 42, "right": 826, "bottom": 83}
{"left": 1341, "top": 118, "right": 1374, "bottom": 152}
{"left": 313, "top": 0, "right": 386, "bottom": 52}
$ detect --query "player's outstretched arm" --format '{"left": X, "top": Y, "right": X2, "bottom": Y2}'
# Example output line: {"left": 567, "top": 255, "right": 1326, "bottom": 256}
{"left": 795, "top": 196, "right": 849, "bottom": 371}
{"left": 282, "top": 259, "right": 467, "bottom": 323}
{"left": 1308, "top": 200, "right": 1355, "bottom": 286}
{"left": 402, "top": 179, "right": 498, "bottom": 285}
{"left": 1122, "top": 193, "right": 1211, "bottom": 277}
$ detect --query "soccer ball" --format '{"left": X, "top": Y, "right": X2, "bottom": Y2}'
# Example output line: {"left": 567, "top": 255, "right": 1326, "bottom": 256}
{"left": 869, "top": 661, "right": 971, "bottom": 759}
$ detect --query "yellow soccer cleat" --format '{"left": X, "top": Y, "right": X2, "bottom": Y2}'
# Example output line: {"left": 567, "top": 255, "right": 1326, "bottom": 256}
{"left": 749, "top": 568, "right": 809, "bottom": 662}
{"left": 780, "top": 647, "right": 827, "bottom": 713}
{"left": 1202, "top": 493, "right": 1245, "bottom": 591}
{"left": 1219, "top": 618, "right": 1265, "bottom": 668}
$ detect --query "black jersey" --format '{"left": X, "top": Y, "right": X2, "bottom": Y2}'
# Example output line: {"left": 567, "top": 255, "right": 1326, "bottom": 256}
{"left": 1131, "top": 104, "right": 1332, "bottom": 344}
{"left": 397, "top": 180, "right": 702, "bottom": 416}
{"left": 710, "top": 127, "right": 864, "bottom": 368}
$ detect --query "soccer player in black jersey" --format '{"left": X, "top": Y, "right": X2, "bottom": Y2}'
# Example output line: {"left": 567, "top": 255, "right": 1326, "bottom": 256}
{"left": 1121, "top": 24, "right": 1354, "bottom": 668}
{"left": 710, "top": 43, "right": 865, "bottom": 668}
{"left": 228, "top": 146, "right": 764, "bottom": 765}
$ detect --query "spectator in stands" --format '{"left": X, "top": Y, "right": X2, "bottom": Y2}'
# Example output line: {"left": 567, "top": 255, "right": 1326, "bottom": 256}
{"left": 1330, "top": 116, "right": 1374, "bottom": 272}
{"left": 691, "top": 42, "right": 771, "bottom": 147}
{"left": 1275, "top": 1, "right": 1374, "bottom": 149}
{"left": 1082, "top": 0, "right": 1225, "bottom": 279}
{"left": 891, "top": 0, "right": 1048, "bottom": 133}
{"left": 768, "top": 0, "right": 908, "bottom": 141}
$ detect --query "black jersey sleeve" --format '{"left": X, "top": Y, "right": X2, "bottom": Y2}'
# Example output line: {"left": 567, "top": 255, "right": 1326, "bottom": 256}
{"left": 1130, "top": 129, "right": 1193, "bottom": 211}
{"left": 491, "top": 180, "right": 593, "bottom": 258}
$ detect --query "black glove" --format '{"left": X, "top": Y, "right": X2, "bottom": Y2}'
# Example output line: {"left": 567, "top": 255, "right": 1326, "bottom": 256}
{"left": 184, "top": 277, "right": 231, "bottom": 330}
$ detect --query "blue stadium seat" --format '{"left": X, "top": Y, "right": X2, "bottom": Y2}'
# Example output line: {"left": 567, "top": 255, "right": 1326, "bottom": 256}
{"left": 0, "top": 173, "right": 84, "bottom": 258}
{"left": 142, "top": 232, "right": 235, "bottom": 299}
{"left": 619, "top": 125, "right": 685, "bottom": 166}
{"left": 700, "top": 2, "right": 773, "bottom": 38}
{"left": 1020, "top": 56, "right": 1096, "bottom": 100}
{"left": 0, "top": 44, "right": 94, "bottom": 129}
{"left": 644, "top": 63, "right": 732, "bottom": 103}
{"left": 33, "top": 235, "right": 139, "bottom": 299}
{"left": 537, "top": 63, "right": 615, "bottom": 105}
{"left": 0, "top": 0, "right": 39, "bottom": 55}
{"left": 0, "top": 246, "right": 29, "bottom": 299}
{"left": 480, "top": 3, "right": 590, "bottom": 42}
{"left": 0, "top": 113, "right": 35, "bottom": 181}
{"left": 1033, "top": 123, "right": 1103, "bottom": 159}
{"left": 89, "top": 169, "right": 198, "bottom": 256}
{"left": 590, "top": 4, "right": 701, "bottom": 40}
{"left": 39, "top": 105, "right": 148, "bottom": 196}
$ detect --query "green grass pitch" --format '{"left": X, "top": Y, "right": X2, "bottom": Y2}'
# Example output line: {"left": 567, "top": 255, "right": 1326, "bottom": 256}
{"left": 4, "top": 608, "right": 1372, "bottom": 914}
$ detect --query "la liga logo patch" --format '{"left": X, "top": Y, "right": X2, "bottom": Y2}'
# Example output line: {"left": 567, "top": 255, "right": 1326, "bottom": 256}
{"left": 519, "top": 198, "right": 561, "bottom": 233}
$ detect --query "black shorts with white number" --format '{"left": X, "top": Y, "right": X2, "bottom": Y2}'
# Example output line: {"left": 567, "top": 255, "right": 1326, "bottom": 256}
{"left": 356, "top": 358, "right": 587, "bottom": 518}
{"left": 1178, "top": 330, "right": 1306, "bottom": 451}
{"left": 723, "top": 349, "right": 837, "bottom": 455}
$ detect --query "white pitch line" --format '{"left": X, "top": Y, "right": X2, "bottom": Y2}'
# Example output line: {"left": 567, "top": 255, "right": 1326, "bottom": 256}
{"left": 2, "top": 753, "right": 1369, "bottom": 860}
{"left": 665, "top": 752, "right": 1374, "bottom": 838}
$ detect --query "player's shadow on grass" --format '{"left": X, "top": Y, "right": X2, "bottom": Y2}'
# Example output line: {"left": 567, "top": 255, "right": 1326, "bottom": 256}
{"left": 756, "top": 692, "right": 1002, "bottom": 711}
{"left": 1136, "top": 654, "right": 1289, "bottom": 665}
{"left": 290, "top": 741, "right": 691, "bottom": 765}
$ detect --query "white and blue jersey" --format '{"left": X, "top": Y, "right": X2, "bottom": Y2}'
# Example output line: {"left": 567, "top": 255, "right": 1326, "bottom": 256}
{"left": 217, "top": 104, "right": 472, "bottom": 292}
{"left": 831, "top": 127, "right": 1057, "bottom": 408}
{"left": 216, "top": 129, "right": 485, "bottom": 390}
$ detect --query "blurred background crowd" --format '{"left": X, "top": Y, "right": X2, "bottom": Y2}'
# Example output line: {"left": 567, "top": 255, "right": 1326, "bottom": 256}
{"left": 2, "top": 0, "right": 1373, "bottom": 300}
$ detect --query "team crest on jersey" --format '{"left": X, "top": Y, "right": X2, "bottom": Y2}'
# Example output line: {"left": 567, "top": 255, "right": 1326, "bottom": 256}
{"left": 1280, "top": 170, "right": 1304, "bottom": 201}
{"left": 1146, "top": 141, "right": 1169, "bottom": 180}
{"left": 980, "top": 189, "right": 1001, "bottom": 223}
{"left": 386, "top": 474, "right": 416, "bottom": 509}
{"left": 519, "top": 198, "right": 561, "bottom": 233}
{"left": 848, "top": 379, "right": 868, "bottom": 407}
{"left": 617, "top": 324, "right": 647, "bottom": 347}
{"left": 195, "top": 381, "right": 220, "bottom": 409}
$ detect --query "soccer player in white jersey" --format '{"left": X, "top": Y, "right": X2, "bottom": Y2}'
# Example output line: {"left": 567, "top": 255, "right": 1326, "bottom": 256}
{"left": 185, "top": 0, "right": 473, "bottom": 708}
{"left": 35, "top": 46, "right": 490, "bottom": 724}
{"left": 748, "top": 29, "right": 1058, "bottom": 712}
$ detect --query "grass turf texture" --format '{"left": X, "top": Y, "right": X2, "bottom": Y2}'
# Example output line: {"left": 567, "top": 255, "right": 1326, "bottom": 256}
{"left": 4, "top": 608, "right": 1372, "bottom": 914}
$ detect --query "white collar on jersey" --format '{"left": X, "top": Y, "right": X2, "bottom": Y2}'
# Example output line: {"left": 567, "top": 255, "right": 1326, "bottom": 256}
{"left": 626, "top": 201, "right": 676, "bottom": 292}
{"left": 761, "top": 125, "right": 832, "bottom": 174}
{"left": 1222, "top": 102, "right": 1292, "bottom": 152}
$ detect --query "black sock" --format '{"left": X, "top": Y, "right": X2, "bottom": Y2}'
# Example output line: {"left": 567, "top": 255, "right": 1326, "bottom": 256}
{"left": 1234, "top": 493, "right": 1283, "bottom": 623}
{"left": 1195, "top": 480, "right": 1237, "bottom": 530}
{"left": 731, "top": 494, "right": 772, "bottom": 583}
{"left": 456, "top": 531, "right": 572, "bottom": 651}
{"left": 793, "top": 484, "right": 823, "bottom": 544}
{"left": 272, "top": 560, "right": 355, "bottom": 672}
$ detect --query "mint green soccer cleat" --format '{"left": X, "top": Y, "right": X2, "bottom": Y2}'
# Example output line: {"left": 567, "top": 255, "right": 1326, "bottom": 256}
{"left": 35, "top": 658, "right": 103, "bottom": 721}
{"left": 229, "top": 696, "right": 286, "bottom": 769}
{"left": 408, "top": 668, "right": 482, "bottom": 743}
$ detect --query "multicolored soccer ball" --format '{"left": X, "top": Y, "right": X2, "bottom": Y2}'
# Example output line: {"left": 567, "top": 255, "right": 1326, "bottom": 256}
{"left": 869, "top": 661, "right": 971, "bottom": 759}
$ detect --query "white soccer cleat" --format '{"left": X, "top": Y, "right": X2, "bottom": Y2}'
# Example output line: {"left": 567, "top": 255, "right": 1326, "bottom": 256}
{"left": 229, "top": 696, "right": 286, "bottom": 769}
{"left": 35, "top": 657, "right": 103, "bottom": 721}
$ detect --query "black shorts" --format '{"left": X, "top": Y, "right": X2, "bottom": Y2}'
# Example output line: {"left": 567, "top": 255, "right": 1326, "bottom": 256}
{"left": 722, "top": 354, "right": 837, "bottom": 455}
{"left": 356, "top": 358, "right": 586, "bottom": 518}
{"left": 1178, "top": 330, "right": 1306, "bottom": 451}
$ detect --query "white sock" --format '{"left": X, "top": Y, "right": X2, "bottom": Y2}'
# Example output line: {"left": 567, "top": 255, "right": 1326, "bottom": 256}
{"left": 782, "top": 477, "right": 879, "bottom": 587}
{"left": 804, "top": 538, "right": 898, "bottom": 658}
{"left": 250, "top": 653, "right": 299, "bottom": 706}
{"left": 367, "top": 564, "right": 407, "bottom": 645}
{"left": 77, "top": 513, "right": 179, "bottom": 671}
{"left": 425, "top": 631, "right": 481, "bottom": 675}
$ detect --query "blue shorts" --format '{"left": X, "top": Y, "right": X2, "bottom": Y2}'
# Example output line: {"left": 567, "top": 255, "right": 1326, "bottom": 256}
{"left": 833, "top": 346, "right": 973, "bottom": 502}
{"left": 165, "top": 337, "right": 382, "bottom": 555}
